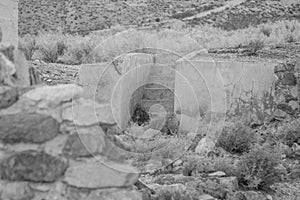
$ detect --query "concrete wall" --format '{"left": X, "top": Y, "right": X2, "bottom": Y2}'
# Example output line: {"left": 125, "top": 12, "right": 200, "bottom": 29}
{"left": 79, "top": 53, "right": 154, "bottom": 129}
{"left": 175, "top": 60, "right": 276, "bottom": 119}
{"left": 0, "top": 0, "right": 18, "bottom": 46}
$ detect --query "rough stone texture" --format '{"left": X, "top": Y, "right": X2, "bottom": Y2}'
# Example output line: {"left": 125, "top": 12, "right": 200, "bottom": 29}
{"left": 274, "top": 61, "right": 299, "bottom": 117}
{"left": 0, "top": 181, "right": 34, "bottom": 200}
{"left": 195, "top": 137, "right": 215, "bottom": 156}
{"left": 0, "top": 86, "right": 18, "bottom": 109}
{"left": 0, "top": 112, "right": 59, "bottom": 144}
{"left": 64, "top": 159, "right": 139, "bottom": 188}
{"left": 0, "top": 151, "right": 68, "bottom": 182}
{"left": 0, "top": 52, "right": 16, "bottom": 86}
{"left": 62, "top": 98, "right": 115, "bottom": 127}
{"left": 62, "top": 129, "right": 106, "bottom": 158}
{"left": 23, "top": 84, "right": 83, "bottom": 109}
{"left": 43, "top": 134, "right": 69, "bottom": 157}
{"left": 87, "top": 188, "right": 142, "bottom": 200}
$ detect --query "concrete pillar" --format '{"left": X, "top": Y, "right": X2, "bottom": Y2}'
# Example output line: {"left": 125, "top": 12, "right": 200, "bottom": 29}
{"left": 0, "top": 0, "right": 18, "bottom": 47}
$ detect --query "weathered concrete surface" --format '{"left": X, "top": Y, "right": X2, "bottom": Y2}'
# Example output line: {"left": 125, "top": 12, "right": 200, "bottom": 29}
{"left": 175, "top": 60, "right": 276, "bottom": 118}
{"left": 79, "top": 53, "right": 154, "bottom": 129}
{"left": 0, "top": 0, "right": 18, "bottom": 46}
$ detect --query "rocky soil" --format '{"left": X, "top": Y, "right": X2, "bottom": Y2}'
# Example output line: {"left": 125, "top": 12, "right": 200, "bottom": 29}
{"left": 19, "top": 0, "right": 300, "bottom": 35}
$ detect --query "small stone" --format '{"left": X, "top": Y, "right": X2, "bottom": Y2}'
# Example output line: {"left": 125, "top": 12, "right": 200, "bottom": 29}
{"left": 87, "top": 188, "right": 142, "bottom": 200}
{"left": 277, "top": 103, "right": 295, "bottom": 115}
{"left": 142, "top": 128, "right": 160, "bottom": 138}
{"left": 0, "top": 112, "right": 59, "bottom": 144}
{"left": 266, "top": 194, "right": 273, "bottom": 200}
{"left": 0, "top": 86, "right": 18, "bottom": 109}
{"left": 43, "top": 134, "right": 69, "bottom": 157}
{"left": 0, "top": 150, "right": 68, "bottom": 182}
{"left": 64, "top": 159, "right": 139, "bottom": 188}
{"left": 0, "top": 181, "right": 34, "bottom": 200}
{"left": 208, "top": 171, "right": 226, "bottom": 177}
{"left": 274, "top": 63, "right": 286, "bottom": 73}
{"left": 62, "top": 98, "right": 115, "bottom": 127}
{"left": 281, "top": 72, "right": 296, "bottom": 86}
{"left": 219, "top": 176, "right": 239, "bottom": 191}
{"left": 198, "top": 194, "right": 215, "bottom": 200}
{"left": 62, "top": 126, "right": 106, "bottom": 158}
{"left": 273, "top": 109, "right": 287, "bottom": 118}
{"left": 289, "top": 101, "right": 299, "bottom": 110}
{"left": 195, "top": 137, "right": 215, "bottom": 156}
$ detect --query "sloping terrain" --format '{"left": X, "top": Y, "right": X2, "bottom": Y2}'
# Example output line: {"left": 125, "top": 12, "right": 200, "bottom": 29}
{"left": 19, "top": 0, "right": 300, "bottom": 36}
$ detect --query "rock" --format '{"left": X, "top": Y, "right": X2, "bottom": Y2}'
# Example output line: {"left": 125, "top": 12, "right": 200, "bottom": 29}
{"left": 208, "top": 171, "right": 226, "bottom": 177}
{"left": 232, "top": 191, "right": 267, "bottom": 200}
{"left": 62, "top": 98, "right": 115, "bottom": 127}
{"left": 152, "top": 183, "right": 203, "bottom": 200}
{"left": 6, "top": 143, "right": 40, "bottom": 153}
{"left": 87, "top": 188, "right": 142, "bottom": 200}
{"left": 0, "top": 45, "right": 14, "bottom": 62}
{"left": 23, "top": 84, "right": 83, "bottom": 108}
{"left": 273, "top": 109, "right": 287, "bottom": 119}
{"left": 219, "top": 176, "right": 239, "bottom": 192}
{"left": 62, "top": 127, "right": 106, "bottom": 158}
{"left": 145, "top": 159, "right": 163, "bottom": 172}
{"left": 281, "top": 72, "right": 296, "bottom": 86}
{"left": 277, "top": 103, "right": 295, "bottom": 115}
{"left": 198, "top": 194, "right": 215, "bottom": 200}
{"left": 153, "top": 174, "right": 195, "bottom": 185}
{"left": 289, "top": 100, "right": 299, "bottom": 110}
{"left": 0, "top": 112, "right": 59, "bottom": 144}
{"left": 0, "top": 86, "right": 18, "bottom": 109}
{"left": 0, "top": 181, "right": 34, "bottom": 200}
{"left": 0, "top": 26, "right": 2, "bottom": 43}
{"left": 142, "top": 128, "right": 160, "bottom": 138}
{"left": 64, "top": 159, "right": 139, "bottom": 188}
{"left": 0, "top": 52, "right": 16, "bottom": 86}
{"left": 43, "top": 134, "right": 69, "bottom": 157}
{"left": 195, "top": 137, "right": 215, "bottom": 156}
{"left": 0, "top": 150, "right": 68, "bottom": 182}
{"left": 197, "top": 179, "right": 227, "bottom": 199}
{"left": 274, "top": 63, "right": 286, "bottom": 73}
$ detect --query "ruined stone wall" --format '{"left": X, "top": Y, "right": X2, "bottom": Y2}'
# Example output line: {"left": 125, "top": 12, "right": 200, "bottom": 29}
{"left": 0, "top": 28, "right": 141, "bottom": 200}
{"left": 273, "top": 60, "right": 300, "bottom": 118}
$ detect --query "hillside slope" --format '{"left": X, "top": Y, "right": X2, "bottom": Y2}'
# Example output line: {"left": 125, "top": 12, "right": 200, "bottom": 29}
{"left": 18, "top": 0, "right": 300, "bottom": 35}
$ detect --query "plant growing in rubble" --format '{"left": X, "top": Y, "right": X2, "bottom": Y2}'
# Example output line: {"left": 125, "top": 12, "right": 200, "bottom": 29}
{"left": 216, "top": 121, "right": 255, "bottom": 154}
{"left": 237, "top": 144, "right": 282, "bottom": 190}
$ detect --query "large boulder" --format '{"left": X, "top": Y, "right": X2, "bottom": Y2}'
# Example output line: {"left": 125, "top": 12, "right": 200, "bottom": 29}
{"left": 0, "top": 112, "right": 59, "bottom": 144}
{"left": 64, "top": 159, "right": 139, "bottom": 189}
{"left": 0, "top": 151, "right": 68, "bottom": 182}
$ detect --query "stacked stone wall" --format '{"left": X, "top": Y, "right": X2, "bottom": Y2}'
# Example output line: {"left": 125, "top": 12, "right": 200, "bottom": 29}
{"left": 0, "top": 27, "right": 141, "bottom": 200}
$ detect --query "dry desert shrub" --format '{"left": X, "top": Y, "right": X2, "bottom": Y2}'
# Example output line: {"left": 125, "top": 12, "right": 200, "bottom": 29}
{"left": 237, "top": 144, "right": 282, "bottom": 190}
{"left": 216, "top": 121, "right": 255, "bottom": 154}
{"left": 18, "top": 34, "right": 37, "bottom": 60}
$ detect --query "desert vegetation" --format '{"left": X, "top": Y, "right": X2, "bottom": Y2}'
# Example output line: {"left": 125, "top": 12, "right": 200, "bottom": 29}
{"left": 19, "top": 20, "right": 300, "bottom": 64}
